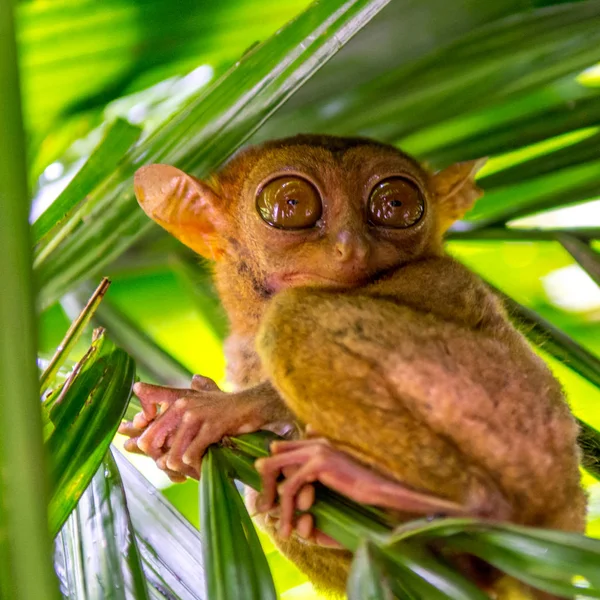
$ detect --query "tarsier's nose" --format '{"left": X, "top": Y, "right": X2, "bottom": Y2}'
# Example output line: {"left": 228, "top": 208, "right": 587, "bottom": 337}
{"left": 334, "top": 230, "right": 369, "bottom": 263}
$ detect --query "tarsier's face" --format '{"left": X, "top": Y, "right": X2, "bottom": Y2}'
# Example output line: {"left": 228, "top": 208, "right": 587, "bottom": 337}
{"left": 134, "top": 135, "right": 482, "bottom": 296}
{"left": 232, "top": 143, "right": 436, "bottom": 292}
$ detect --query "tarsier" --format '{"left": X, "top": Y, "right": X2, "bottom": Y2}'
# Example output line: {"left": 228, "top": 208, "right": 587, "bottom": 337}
{"left": 119, "top": 135, "right": 585, "bottom": 599}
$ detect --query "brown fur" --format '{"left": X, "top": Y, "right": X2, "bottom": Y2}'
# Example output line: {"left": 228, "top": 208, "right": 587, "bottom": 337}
{"left": 134, "top": 135, "right": 586, "bottom": 598}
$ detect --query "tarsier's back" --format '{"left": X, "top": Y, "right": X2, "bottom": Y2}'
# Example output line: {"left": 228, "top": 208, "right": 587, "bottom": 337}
{"left": 131, "top": 135, "right": 586, "bottom": 599}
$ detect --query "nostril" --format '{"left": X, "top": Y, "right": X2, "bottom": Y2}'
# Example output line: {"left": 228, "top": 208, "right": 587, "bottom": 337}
{"left": 355, "top": 241, "right": 369, "bottom": 260}
{"left": 335, "top": 241, "right": 352, "bottom": 261}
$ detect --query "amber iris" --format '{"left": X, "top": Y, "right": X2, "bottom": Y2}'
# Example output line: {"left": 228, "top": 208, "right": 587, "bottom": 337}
{"left": 368, "top": 177, "right": 425, "bottom": 228}
{"left": 257, "top": 176, "right": 322, "bottom": 229}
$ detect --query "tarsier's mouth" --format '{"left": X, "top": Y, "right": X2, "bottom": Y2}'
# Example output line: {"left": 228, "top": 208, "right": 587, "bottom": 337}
{"left": 268, "top": 271, "right": 370, "bottom": 292}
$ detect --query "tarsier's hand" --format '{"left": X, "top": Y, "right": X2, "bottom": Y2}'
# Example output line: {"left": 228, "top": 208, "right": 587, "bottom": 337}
{"left": 118, "top": 375, "right": 273, "bottom": 482}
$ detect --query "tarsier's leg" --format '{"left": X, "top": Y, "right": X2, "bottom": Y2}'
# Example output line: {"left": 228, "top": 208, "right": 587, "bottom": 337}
{"left": 255, "top": 437, "right": 471, "bottom": 540}
{"left": 257, "top": 288, "right": 585, "bottom": 535}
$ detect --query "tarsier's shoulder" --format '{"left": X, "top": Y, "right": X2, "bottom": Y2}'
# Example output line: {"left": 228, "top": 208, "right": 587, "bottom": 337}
{"left": 362, "top": 255, "right": 508, "bottom": 332}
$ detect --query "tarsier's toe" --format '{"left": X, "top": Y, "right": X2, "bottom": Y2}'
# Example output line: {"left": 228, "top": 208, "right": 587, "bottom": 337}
{"left": 118, "top": 420, "right": 142, "bottom": 437}
{"left": 122, "top": 437, "right": 145, "bottom": 455}
{"left": 295, "top": 513, "right": 314, "bottom": 540}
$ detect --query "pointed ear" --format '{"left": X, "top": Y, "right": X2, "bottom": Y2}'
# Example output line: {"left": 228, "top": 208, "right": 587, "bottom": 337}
{"left": 430, "top": 158, "right": 487, "bottom": 233}
{"left": 134, "top": 164, "right": 227, "bottom": 260}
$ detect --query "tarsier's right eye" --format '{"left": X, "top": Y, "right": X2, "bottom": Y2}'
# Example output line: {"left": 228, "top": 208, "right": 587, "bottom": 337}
{"left": 256, "top": 176, "right": 322, "bottom": 229}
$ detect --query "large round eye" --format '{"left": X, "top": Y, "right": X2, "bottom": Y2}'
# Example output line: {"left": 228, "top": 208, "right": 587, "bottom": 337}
{"left": 256, "top": 176, "right": 322, "bottom": 229}
{"left": 368, "top": 177, "right": 425, "bottom": 228}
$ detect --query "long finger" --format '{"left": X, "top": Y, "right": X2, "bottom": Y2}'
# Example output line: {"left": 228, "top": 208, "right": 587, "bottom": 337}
{"left": 296, "top": 513, "right": 314, "bottom": 540}
{"left": 132, "top": 411, "right": 153, "bottom": 429}
{"left": 313, "top": 530, "right": 343, "bottom": 548}
{"left": 137, "top": 401, "right": 188, "bottom": 459}
{"left": 278, "top": 462, "right": 318, "bottom": 539}
{"left": 156, "top": 456, "right": 189, "bottom": 483}
{"left": 118, "top": 420, "right": 145, "bottom": 438}
{"left": 255, "top": 459, "right": 282, "bottom": 513}
{"left": 270, "top": 438, "right": 330, "bottom": 454}
{"left": 166, "top": 415, "right": 203, "bottom": 473}
{"left": 133, "top": 382, "right": 189, "bottom": 419}
{"left": 181, "top": 427, "right": 222, "bottom": 473}
{"left": 123, "top": 437, "right": 147, "bottom": 455}
{"left": 296, "top": 484, "right": 315, "bottom": 512}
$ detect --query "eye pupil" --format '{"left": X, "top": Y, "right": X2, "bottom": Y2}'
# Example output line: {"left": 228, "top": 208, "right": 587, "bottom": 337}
{"left": 287, "top": 198, "right": 299, "bottom": 206}
{"left": 390, "top": 200, "right": 402, "bottom": 207}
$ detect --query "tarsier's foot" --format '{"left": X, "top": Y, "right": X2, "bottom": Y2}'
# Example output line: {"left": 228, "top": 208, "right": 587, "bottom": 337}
{"left": 255, "top": 436, "right": 480, "bottom": 544}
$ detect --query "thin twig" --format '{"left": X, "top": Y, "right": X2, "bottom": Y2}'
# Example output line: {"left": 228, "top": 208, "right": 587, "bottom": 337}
{"left": 39, "top": 278, "right": 111, "bottom": 393}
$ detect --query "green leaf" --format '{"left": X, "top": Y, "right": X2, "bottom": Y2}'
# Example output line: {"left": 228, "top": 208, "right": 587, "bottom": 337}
{"left": 32, "top": 119, "right": 141, "bottom": 248}
{"left": 113, "top": 449, "right": 205, "bottom": 598}
{"left": 36, "top": 0, "right": 393, "bottom": 309}
{"left": 383, "top": 542, "right": 490, "bottom": 600}
{"left": 17, "top": 0, "right": 311, "bottom": 139}
{"left": 45, "top": 331, "right": 135, "bottom": 536}
{"left": 558, "top": 233, "right": 600, "bottom": 287}
{"left": 389, "top": 519, "right": 600, "bottom": 597}
{"left": 0, "top": 0, "right": 60, "bottom": 597}
{"left": 264, "top": 2, "right": 600, "bottom": 144}
{"left": 412, "top": 83, "right": 600, "bottom": 165}
{"left": 230, "top": 475, "right": 278, "bottom": 600}
{"left": 472, "top": 528, "right": 600, "bottom": 588}
{"left": 465, "top": 159, "right": 600, "bottom": 224}
{"left": 477, "top": 129, "right": 600, "bottom": 189}
{"left": 54, "top": 450, "right": 150, "bottom": 600}
{"left": 347, "top": 541, "right": 394, "bottom": 600}
{"left": 445, "top": 535, "right": 600, "bottom": 598}
{"left": 200, "top": 447, "right": 277, "bottom": 600}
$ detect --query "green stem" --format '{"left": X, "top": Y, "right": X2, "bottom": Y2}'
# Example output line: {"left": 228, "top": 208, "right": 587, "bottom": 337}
{"left": 218, "top": 435, "right": 391, "bottom": 551}
{"left": 40, "top": 277, "right": 110, "bottom": 393}
{"left": 447, "top": 227, "right": 600, "bottom": 242}
{"left": 0, "top": 1, "right": 59, "bottom": 597}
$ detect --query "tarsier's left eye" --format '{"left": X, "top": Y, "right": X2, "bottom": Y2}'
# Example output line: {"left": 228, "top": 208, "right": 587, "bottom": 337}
{"left": 368, "top": 177, "right": 425, "bottom": 228}
{"left": 256, "top": 176, "right": 322, "bottom": 229}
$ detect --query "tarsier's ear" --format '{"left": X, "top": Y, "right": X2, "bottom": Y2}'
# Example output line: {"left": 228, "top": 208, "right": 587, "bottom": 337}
{"left": 430, "top": 158, "right": 487, "bottom": 234}
{"left": 134, "top": 164, "right": 227, "bottom": 260}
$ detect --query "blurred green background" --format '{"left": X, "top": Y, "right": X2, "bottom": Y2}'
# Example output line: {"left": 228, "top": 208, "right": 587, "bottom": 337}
{"left": 11, "top": 0, "right": 600, "bottom": 596}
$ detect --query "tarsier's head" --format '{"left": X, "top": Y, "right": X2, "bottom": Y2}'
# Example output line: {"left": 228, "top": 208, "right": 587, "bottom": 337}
{"left": 134, "top": 135, "right": 484, "bottom": 298}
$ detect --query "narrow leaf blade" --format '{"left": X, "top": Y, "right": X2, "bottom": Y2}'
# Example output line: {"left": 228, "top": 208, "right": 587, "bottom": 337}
{"left": 45, "top": 332, "right": 135, "bottom": 536}
{"left": 347, "top": 541, "right": 394, "bottom": 600}
{"left": 33, "top": 119, "right": 141, "bottom": 246}
{"left": 54, "top": 450, "right": 150, "bottom": 600}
